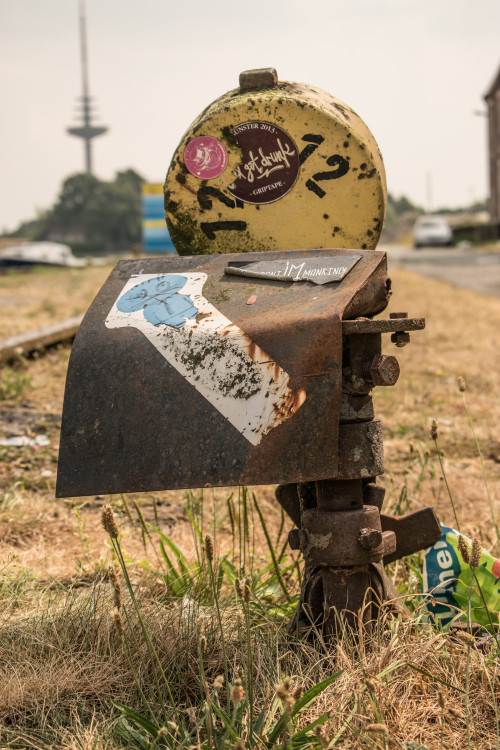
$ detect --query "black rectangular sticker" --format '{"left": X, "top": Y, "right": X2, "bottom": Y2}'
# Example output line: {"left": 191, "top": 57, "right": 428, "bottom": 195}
{"left": 225, "top": 254, "right": 362, "bottom": 286}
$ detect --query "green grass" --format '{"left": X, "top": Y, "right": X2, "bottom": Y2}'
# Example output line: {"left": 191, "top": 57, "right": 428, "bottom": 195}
{"left": 0, "top": 367, "right": 32, "bottom": 401}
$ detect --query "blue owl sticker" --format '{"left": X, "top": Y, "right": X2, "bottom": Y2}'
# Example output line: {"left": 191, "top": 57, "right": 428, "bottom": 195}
{"left": 116, "top": 275, "right": 199, "bottom": 329}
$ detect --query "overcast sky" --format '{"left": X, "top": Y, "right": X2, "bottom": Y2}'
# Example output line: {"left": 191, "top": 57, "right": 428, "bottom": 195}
{"left": 1, "top": 0, "right": 499, "bottom": 232}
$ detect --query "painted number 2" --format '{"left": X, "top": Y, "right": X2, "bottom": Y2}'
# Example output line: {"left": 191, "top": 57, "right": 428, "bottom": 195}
{"left": 299, "top": 134, "right": 350, "bottom": 199}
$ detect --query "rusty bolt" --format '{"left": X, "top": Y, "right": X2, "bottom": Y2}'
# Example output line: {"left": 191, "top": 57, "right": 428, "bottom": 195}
{"left": 391, "top": 331, "right": 410, "bottom": 347}
{"left": 389, "top": 313, "right": 410, "bottom": 348}
{"left": 288, "top": 528, "right": 300, "bottom": 550}
{"left": 358, "top": 527, "right": 383, "bottom": 549}
{"left": 363, "top": 354, "right": 400, "bottom": 386}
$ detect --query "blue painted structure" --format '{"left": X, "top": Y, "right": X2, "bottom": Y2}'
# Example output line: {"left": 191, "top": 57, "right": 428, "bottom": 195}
{"left": 142, "top": 184, "right": 176, "bottom": 254}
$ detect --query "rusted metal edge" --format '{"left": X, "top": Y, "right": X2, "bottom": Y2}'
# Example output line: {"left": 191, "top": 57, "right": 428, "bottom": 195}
{"left": 0, "top": 316, "right": 83, "bottom": 364}
{"left": 342, "top": 317, "right": 425, "bottom": 335}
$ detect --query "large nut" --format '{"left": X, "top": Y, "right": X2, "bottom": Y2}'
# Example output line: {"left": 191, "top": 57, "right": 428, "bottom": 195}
{"left": 391, "top": 331, "right": 410, "bottom": 348}
{"left": 365, "top": 354, "right": 400, "bottom": 387}
{"left": 301, "top": 507, "right": 385, "bottom": 566}
{"left": 358, "top": 527, "right": 383, "bottom": 549}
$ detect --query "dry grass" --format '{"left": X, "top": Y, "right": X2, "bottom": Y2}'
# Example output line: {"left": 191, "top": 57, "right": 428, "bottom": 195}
{"left": 0, "top": 263, "right": 114, "bottom": 338}
{"left": 1, "top": 263, "right": 500, "bottom": 747}
{"left": 2, "top": 561, "right": 500, "bottom": 749}
{"left": 375, "top": 267, "right": 500, "bottom": 552}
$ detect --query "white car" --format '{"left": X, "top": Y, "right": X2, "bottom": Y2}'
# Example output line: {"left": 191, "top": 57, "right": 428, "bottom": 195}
{"left": 0, "top": 241, "right": 86, "bottom": 268}
{"left": 413, "top": 216, "right": 453, "bottom": 248}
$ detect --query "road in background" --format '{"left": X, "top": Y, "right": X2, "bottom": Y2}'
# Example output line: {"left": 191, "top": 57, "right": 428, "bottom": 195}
{"left": 381, "top": 246, "right": 500, "bottom": 298}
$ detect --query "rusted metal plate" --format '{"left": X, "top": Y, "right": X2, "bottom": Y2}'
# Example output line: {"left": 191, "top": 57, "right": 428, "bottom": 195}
{"left": 342, "top": 317, "right": 425, "bottom": 335}
{"left": 56, "top": 247, "right": 390, "bottom": 498}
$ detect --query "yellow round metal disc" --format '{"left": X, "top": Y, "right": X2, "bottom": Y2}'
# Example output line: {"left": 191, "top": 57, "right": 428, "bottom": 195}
{"left": 164, "top": 69, "right": 387, "bottom": 256}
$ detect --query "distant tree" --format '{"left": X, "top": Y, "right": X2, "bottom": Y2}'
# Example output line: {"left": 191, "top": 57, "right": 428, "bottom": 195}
{"left": 83, "top": 175, "right": 142, "bottom": 248}
{"left": 385, "top": 193, "right": 423, "bottom": 228}
{"left": 30, "top": 169, "right": 144, "bottom": 251}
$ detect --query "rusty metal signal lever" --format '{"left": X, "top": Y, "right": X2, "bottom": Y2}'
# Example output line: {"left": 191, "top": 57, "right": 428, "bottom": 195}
{"left": 276, "top": 312, "right": 440, "bottom": 638}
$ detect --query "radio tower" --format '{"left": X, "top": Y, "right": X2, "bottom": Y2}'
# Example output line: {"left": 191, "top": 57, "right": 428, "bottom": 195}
{"left": 66, "top": 0, "right": 108, "bottom": 175}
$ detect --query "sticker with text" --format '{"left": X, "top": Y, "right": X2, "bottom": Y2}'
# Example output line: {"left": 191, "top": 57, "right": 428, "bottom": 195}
{"left": 225, "top": 255, "right": 362, "bottom": 285}
{"left": 227, "top": 121, "right": 299, "bottom": 204}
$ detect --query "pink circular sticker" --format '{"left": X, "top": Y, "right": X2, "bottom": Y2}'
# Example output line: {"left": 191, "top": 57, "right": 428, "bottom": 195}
{"left": 184, "top": 136, "right": 228, "bottom": 180}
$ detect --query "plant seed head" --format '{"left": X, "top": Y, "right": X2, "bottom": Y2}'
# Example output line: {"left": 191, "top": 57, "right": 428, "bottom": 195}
{"left": 157, "top": 727, "right": 168, "bottom": 738}
{"left": 243, "top": 578, "right": 252, "bottom": 602}
{"left": 167, "top": 721, "right": 178, "bottom": 735}
{"left": 438, "top": 690, "right": 446, "bottom": 709}
{"left": 458, "top": 376, "right": 466, "bottom": 392}
{"left": 101, "top": 504, "right": 119, "bottom": 539}
{"left": 456, "top": 631, "right": 476, "bottom": 647}
{"left": 230, "top": 680, "right": 245, "bottom": 704}
{"left": 200, "top": 635, "right": 206, "bottom": 652}
{"left": 235, "top": 578, "right": 243, "bottom": 599}
{"left": 471, "top": 538, "right": 482, "bottom": 567}
{"left": 366, "top": 724, "right": 388, "bottom": 734}
{"left": 292, "top": 684, "right": 304, "bottom": 701}
{"left": 113, "top": 609, "right": 124, "bottom": 635}
{"left": 314, "top": 725, "right": 330, "bottom": 747}
{"left": 275, "top": 685, "right": 287, "bottom": 701}
{"left": 431, "top": 419, "right": 439, "bottom": 441}
{"left": 214, "top": 675, "right": 224, "bottom": 691}
{"left": 236, "top": 611, "right": 244, "bottom": 628}
{"left": 233, "top": 740, "right": 245, "bottom": 750}
{"left": 108, "top": 568, "right": 122, "bottom": 610}
{"left": 196, "top": 615, "right": 205, "bottom": 636}
{"left": 284, "top": 697, "right": 295, "bottom": 714}
{"left": 364, "top": 677, "right": 377, "bottom": 692}
{"left": 275, "top": 681, "right": 289, "bottom": 701}
{"left": 458, "top": 535, "right": 470, "bottom": 565}
{"left": 448, "top": 706, "right": 464, "bottom": 718}
{"left": 204, "top": 534, "right": 214, "bottom": 561}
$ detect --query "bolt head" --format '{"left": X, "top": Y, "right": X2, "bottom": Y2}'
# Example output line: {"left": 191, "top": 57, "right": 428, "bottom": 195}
{"left": 358, "top": 527, "right": 383, "bottom": 549}
{"left": 369, "top": 354, "right": 400, "bottom": 386}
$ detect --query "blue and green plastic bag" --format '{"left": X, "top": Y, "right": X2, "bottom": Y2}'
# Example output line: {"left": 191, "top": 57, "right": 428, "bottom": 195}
{"left": 423, "top": 524, "right": 500, "bottom": 628}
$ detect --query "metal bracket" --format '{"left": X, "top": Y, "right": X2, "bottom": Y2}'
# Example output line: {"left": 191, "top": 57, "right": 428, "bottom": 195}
{"left": 239, "top": 68, "right": 278, "bottom": 92}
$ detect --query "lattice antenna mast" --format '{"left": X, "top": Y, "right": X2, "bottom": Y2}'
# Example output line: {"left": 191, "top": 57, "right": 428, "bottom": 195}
{"left": 66, "top": 0, "right": 108, "bottom": 174}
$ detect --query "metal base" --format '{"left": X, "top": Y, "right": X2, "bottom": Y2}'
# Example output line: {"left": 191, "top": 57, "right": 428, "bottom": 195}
{"left": 287, "top": 561, "right": 396, "bottom": 638}
{"left": 277, "top": 478, "right": 440, "bottom": 641}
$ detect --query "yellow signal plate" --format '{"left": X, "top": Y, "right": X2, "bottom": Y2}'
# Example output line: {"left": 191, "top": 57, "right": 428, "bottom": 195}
{"left": 164, "top": 70, "right": 386, "bottom": 256}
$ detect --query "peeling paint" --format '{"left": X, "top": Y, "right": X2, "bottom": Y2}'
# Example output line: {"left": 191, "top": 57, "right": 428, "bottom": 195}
{"left": 300, "top": 528, "right": 333, "bottom": 559}
{"left": 105, "top": 273, "right": 306, "bottom": 445}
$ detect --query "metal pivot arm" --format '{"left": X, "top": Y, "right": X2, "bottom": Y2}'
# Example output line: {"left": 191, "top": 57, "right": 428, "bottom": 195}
{"left": 279, "top": 482, "right": 441, "bottom": 565}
